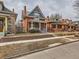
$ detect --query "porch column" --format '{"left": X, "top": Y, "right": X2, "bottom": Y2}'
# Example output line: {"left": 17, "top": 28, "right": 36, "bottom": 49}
{"left": 62, "top": 25, "right": 64, "bottom": 31}
{"left": 3, "top": 17, "right": 8, "bottom": 35}
{"left": 46, "top": 23, "right": 48, "bottom": 32}
{"left": 39, "top": 23, "right": 41, "bottom": 31}
{"left": 3, "top": 17, "right": 7, "bottom": 36}
{"left": 56, "top": 24, "right": 58, "bottom": 31}
{"left": 56, "top": 24, "right": 58, "bottom": 29}
{"left": 62, "top": 25, "right": 64, "bottom": 29}
{"left": 70, "top": 26, "right": 72, "bottom": 31}
{"left": 31, "top": 21, "right": 33, "bottom": 29}
{"left": 5, "top": 17, "right": 8, "bottom": 32}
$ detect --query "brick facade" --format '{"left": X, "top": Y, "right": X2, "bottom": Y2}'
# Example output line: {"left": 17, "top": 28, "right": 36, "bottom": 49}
{"left": 21, "top": 6, "right": 76, "bottom": 33}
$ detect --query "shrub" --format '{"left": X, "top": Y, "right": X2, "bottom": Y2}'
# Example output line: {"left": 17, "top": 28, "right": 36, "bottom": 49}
{"left": 29, "top": 29, "right": 41, "bottom": 33}
{"left": 75, "top": 33, "right": 79, "bottom": 37}
{"left": 16, "top": 32, "right": 26, "bottom": 34}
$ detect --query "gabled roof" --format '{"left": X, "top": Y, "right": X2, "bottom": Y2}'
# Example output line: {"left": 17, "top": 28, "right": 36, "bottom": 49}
{"left": 29, "top": 5, "right": 45, "bottom": 19}
{"left": 0, "top": 1, "right": 16, "bottom": 15}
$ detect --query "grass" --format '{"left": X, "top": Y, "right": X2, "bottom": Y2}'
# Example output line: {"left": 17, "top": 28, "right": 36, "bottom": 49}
{"left": 53, "top": 32, "right": 79, "bottom": 36}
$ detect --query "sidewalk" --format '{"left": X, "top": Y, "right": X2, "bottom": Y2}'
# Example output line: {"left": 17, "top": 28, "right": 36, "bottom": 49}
{"left": 0, "top": 35, "right": 74, "bottom": 46}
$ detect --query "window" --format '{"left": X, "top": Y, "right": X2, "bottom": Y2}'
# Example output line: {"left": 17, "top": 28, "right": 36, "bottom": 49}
{"left": 52, "top": 24, "right": 56, "bottom": 28}
{"left": 34, "top": 13, "right": 40, "bottom": 17}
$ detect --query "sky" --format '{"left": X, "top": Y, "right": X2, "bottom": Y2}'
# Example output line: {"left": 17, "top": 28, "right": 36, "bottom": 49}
{"left": 2, "top": 0, "right": 78, "bottom": 21}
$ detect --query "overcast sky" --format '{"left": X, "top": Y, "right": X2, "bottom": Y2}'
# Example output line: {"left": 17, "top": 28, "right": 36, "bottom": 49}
{"left": 3, "top": 0, "right": 78, "bottom": 21}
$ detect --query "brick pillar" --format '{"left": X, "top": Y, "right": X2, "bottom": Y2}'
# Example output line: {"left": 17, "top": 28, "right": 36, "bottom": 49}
{"left": 25, "top": 19, "right": 28, "bottom": 32}
{"left": 49, "top": 24, "right": 52, "bottom": 32}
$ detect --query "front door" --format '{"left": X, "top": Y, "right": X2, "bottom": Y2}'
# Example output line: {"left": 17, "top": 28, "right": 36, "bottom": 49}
{"left": 0, "top": 20, "right": 4, "bottom": 32}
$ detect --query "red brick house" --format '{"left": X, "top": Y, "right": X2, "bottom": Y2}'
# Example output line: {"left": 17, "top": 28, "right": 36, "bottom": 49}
{"left": 21, "top": 6, "right": 75, "bottom": 33}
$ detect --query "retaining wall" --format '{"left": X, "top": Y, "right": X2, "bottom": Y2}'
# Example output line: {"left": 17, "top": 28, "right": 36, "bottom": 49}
{"left": 0, "top": 38, "right": 66, "bottom": 59}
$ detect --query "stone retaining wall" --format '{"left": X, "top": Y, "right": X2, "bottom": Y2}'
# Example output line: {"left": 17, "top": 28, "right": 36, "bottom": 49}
{"left": 0, "top": 38, "right": 66, "bottom": 59}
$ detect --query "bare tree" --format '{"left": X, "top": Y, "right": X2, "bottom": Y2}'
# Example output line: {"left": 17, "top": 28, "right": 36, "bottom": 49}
{"left": 50, "top": 14, "right": 62, "bottom": 21}
{"left": 74, "top": 0, "right": 79, "bottom": 18}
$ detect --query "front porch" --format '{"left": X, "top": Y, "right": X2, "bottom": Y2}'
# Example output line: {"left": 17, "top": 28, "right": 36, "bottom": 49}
{"left": 29, "top": 22, "right": 48, "bottom": 33}
{"left": 0, "top": 17, "right": 7, "bottom": 36}
{"left": 51, "top": 23, "right": 75, "bottom": 32}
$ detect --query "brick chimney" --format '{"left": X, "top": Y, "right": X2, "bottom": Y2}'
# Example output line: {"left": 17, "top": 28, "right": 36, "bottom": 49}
{"left": 47, "top": 16, "right": 50, "bottom": 20}
{"left": 12, "top": 8, "right": 15, "bottom": 13}
{"left": 22, "top": 10, "right": 24, "bottom": 19}
{"left": 24, "top": 6, "right": 27, "bottom": 16}
{"left": 21, "top": 6, "right": 28, "bottom": 19}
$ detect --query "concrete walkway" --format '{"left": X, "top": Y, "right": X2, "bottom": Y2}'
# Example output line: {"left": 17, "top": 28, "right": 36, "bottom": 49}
{"left": 0, "top": 35, "right": 74, "bottom": 46}
{"left": 64, "top": 38, "right": 79, "bottom": 41}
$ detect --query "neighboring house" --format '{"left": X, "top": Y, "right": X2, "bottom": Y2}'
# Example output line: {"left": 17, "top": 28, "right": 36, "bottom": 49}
{"left": 22, "top": 6, "right": 51, "bottom": 33}
{"left": 21, "top": 5, "right": 76, "bottom": 33}
{"left": 0, "top": 1, "right": 17, "bottom": 36}
{"left": 73, "top": 21, "right": 79, "bottom": 31}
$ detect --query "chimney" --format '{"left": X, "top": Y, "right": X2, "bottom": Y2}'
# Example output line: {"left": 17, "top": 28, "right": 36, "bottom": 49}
{"left": 47, "top": 16, "right": 49, "bottom": 20}
{"left": 12, "top": 8, "right": 15, "bottom": 13}
{"left": 22, "top": 10, "right": 24, "bottom": 19}
{"left": 24, "top": 6, "right": 27, "bottom": 16}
